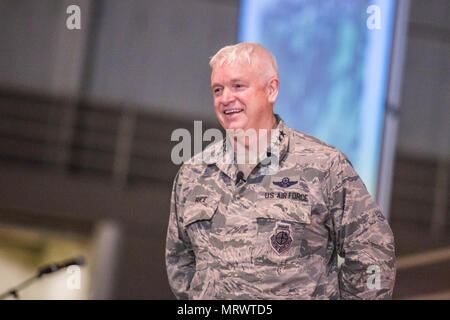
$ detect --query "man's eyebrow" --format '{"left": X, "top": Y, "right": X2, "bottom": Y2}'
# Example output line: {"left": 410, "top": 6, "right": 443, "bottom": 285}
{"left": 211, "top": 78, "right": 246, "bottom": 88}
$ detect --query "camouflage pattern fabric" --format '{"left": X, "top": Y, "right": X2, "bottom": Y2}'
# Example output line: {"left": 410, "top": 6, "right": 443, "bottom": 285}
{"left": 165, "top": 114, "right": 396, "bottom": 299}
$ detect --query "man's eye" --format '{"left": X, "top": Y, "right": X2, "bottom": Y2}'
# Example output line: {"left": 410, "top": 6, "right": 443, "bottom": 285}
{"left": 213, "top": 88, "right": 221, "bottom": 94}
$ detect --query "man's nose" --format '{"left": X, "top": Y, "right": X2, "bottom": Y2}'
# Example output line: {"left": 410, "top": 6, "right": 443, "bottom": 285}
{"left": 220, "top": 88, "right": 235, "bottom": 105}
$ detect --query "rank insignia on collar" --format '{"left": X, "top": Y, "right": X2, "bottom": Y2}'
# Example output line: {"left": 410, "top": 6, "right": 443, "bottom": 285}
{"left": 270, "top": 224, "right": 293, "bottom": 255}
{"left": 273, "top": 177, "right": 298, "bottom": 188}
{"left": 195, "top": 196, "right": 207, "bottom": 203}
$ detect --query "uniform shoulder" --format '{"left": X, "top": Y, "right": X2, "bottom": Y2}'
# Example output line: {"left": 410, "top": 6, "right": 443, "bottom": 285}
{"left": 176, "top": 159, "right": 206, "bottom": 184}
{"left": 286, "top": 127, "right": 356, "bottom": 173}
{"left": 175, "top": 138, "right": 223, "bottom": 183}
{"left": 289, "top": 127, "right": 341, "bottom": 156}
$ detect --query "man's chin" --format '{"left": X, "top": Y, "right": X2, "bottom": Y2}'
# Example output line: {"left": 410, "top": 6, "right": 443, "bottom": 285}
{"left": 222, "top": 119, "right": 248, "bottom": 131}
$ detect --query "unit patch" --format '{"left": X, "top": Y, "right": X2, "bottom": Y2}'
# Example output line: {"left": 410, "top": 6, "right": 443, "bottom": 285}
{"left": 270, "top": 223, "right": 293, "bottom": 255}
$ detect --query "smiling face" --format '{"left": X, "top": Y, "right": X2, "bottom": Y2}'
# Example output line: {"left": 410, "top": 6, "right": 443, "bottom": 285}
{"left": 211, "top": 56, "right": 278, "bottom": 132}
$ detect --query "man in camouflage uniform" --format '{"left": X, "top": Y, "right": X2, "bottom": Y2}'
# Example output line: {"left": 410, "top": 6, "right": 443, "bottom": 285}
{"left": 165, "top": 43, "right": 396, "bottom": 299}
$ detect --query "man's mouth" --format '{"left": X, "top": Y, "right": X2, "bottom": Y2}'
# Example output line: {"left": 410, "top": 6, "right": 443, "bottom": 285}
{"left": 224, "top": 109, "right": 243, "bottom": 115}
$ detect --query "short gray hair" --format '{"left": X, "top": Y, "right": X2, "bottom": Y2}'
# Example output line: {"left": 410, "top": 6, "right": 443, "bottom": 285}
{"left": 209, "top": 43, "right": 279, "bottom": 81}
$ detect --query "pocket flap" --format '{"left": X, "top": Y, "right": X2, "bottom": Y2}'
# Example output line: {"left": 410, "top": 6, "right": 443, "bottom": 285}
{"left": 256, "top": 200, "right": 311, "bottom": 225}
{"left": 182, "top": 191, "right": 220, "bottom": 228}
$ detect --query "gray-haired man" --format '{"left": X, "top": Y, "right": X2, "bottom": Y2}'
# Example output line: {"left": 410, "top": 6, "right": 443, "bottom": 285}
{"left": 165, "top": 43, "right": 396, "bottom": 299}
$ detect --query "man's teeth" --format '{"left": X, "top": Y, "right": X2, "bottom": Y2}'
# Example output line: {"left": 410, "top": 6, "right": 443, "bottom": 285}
{"left": 224, "top": 109, "right": 243, "bottom": 114}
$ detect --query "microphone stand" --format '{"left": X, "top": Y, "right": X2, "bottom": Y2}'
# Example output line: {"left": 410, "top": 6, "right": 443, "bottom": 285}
{"left": 0, "top": 273, "right": 41, "bottom": 300}
{"left": 0, "top": 256, "right": 85, "bottom": 300}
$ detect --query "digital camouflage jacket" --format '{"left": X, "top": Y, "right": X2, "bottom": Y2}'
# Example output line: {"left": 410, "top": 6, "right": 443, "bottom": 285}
{"left": 165, "top": 115, "right": 396, "bottom": 299}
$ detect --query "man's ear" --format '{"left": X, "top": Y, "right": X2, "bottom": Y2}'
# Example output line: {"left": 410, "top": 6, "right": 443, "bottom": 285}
{"left": 266, "top": 77, "right": 280, "bottom": 104}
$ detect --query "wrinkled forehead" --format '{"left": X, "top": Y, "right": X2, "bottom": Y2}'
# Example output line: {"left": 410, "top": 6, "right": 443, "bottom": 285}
{"left": 211, "top": 60, "right": 259, "bottom": 84}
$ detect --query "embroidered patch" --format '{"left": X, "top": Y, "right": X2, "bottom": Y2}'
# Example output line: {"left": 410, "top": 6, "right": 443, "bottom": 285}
{"left": 270, "top": 224, "right": 293, "bottom": 255}
{"left": 273, "top": 177, "right": 298, "bottom": 188}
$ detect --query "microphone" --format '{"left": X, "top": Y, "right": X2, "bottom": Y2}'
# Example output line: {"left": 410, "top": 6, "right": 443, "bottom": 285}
{"left": 0, "top": 256, "right": 87, "bottom": 299}
{"left": 235, "top": 171, "right": 245, "bottom": 185}
{"left": 38, "top": 256, "right": 86, "bottom": 277}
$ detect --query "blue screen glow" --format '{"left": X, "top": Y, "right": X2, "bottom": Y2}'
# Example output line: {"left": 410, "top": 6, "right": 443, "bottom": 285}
{"left": 239, "top": 0, "right": 396, "bottom": 195}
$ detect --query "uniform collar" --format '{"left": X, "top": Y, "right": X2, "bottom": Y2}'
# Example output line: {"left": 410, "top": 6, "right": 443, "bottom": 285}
{"left": 270, "top": 113, "right": 290, "bottom": 165}
{"left": 209, "top": 114, "right": 290, "bottom": 181}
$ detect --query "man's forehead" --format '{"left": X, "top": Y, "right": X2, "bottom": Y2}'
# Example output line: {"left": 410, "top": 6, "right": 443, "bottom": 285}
{"left": 211, "top": 62, "right": 256, "bottom": 83}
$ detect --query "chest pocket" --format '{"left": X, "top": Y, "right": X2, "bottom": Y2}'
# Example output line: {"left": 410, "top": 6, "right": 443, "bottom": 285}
{"left": 183, "top": 197, "right": 219, "bottom": 228}
{"left": 182, "top": 191, "right": 221, "bottom": 258}
{"left": 255, "top": 196, "right": 311, "bottom": 224}
{"left": 254, "top": 195, "right": 312, "bottom": 267}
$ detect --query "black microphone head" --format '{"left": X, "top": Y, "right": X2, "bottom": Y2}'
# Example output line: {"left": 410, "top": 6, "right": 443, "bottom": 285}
{"left": 38, "top": 256, "right": 86, "bottom": 277}
{"left": 235, "top": 171, "right": 245, "bottom": 186}
{"left": 73, "top": 256, "right": 86, "bottom": 267}
{"left": 64, "top": 256, "right": 86, "bottom": 267}
{"left": 56, "top": 256, "right": 86, "bottom": 270}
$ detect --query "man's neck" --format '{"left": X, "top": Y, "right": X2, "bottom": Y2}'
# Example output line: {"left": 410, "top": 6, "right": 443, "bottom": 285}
{"left": 231, "top": 114, "right": 277, "bottom": 166}
{"left": 232, "top": 114, "right": 277, "bottom": 150}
